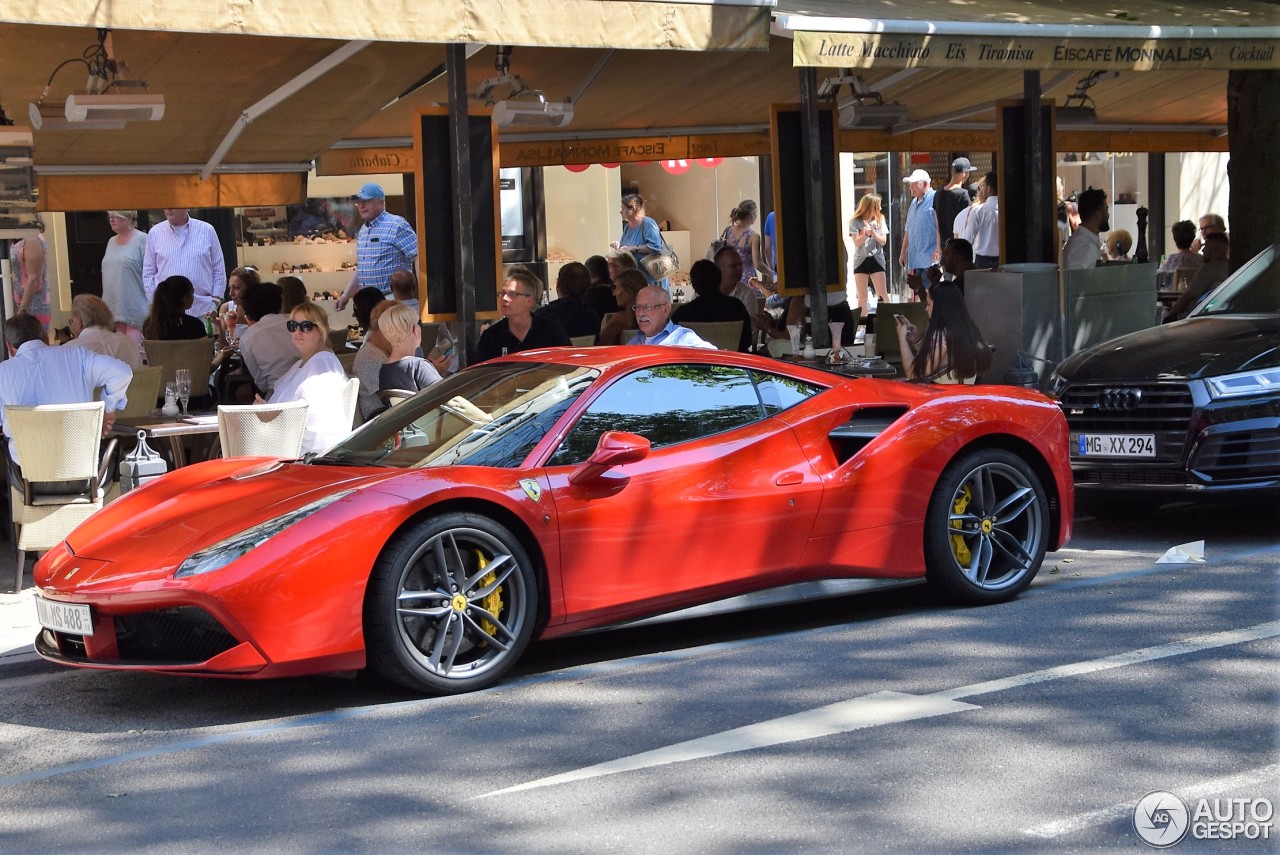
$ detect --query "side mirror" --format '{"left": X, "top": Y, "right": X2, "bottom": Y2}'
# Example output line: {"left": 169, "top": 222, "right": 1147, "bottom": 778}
{"left": 568, "top": 431, "right": 650, "bottom": 486}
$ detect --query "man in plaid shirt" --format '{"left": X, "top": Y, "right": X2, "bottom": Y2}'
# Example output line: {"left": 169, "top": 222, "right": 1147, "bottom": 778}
{"left": 336, "top": 183, "right": 418, "bottom": 310}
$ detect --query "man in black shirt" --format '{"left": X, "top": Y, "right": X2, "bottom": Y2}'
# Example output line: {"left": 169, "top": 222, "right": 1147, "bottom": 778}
{"left": 934, "top": 157, "right": 978, "bottom": 240}
{"left": 476, "top": 269, "right": 570, "bottom": 362}
{"left": 535, "top": 262, "right": 602, "bottom": 341}
{"left": 671, "top": 259, "right": 752, "bottom": 352}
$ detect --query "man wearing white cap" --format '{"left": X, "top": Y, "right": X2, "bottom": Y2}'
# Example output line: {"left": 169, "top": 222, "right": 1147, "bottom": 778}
{"left": 897, "top": 169, "right": 941, "bottom": 286}
{"left": 335, "top": 182, "right": 419, "bottom": 311}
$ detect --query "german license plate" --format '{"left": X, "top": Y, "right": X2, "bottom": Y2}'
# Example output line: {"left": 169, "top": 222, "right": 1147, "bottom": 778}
{"left": 34, "top": 596, "right": 94, "bottom": 637}
{"left": 1074, "top": 433, "right": 1156, "bottom": 458}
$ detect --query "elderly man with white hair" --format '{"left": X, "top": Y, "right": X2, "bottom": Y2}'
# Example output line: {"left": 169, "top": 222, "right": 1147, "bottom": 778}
{"left": 627, "top": 286, "right": 716, "bottom": 348}
{"left": 897, "top": 168, "right": 941, "bottom": 283}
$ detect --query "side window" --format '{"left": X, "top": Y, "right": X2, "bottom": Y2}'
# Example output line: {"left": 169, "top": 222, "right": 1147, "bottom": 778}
{"left": 751, "top": 369, "right": 823, "bottom": 415}
{"left": 548, "top": 365, "right": 765, "bottom": 466}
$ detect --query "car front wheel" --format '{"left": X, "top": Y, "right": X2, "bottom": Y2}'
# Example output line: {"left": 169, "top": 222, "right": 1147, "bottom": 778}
{"left": 364, "top": 512, "right": 538, "bottom": 694}
{"left": 924, "top": 448, "right": 1048, "bottom": 604}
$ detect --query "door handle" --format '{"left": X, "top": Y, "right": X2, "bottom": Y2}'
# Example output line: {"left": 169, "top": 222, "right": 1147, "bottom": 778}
{"left": 775, "top": 471, "right": 803, "bottom": 486}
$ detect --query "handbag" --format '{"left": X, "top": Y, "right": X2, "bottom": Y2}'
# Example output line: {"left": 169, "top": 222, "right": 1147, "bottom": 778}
{"left": 706, "top": 227, "right": 730, "bottom": 260}
{"left": 641, "top": 235, "right": 679, "bottom": 280}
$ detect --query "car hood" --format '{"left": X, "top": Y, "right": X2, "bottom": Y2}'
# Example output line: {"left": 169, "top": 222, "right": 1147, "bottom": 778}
{"left": 1059, "top": 316, "right": 1280, "bottom": 381}
{"left": 64, "top": 459, "right": 401, "bottom": 568}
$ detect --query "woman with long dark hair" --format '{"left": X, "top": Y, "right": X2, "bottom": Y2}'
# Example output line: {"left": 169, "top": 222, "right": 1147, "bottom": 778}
{"left": 895, "top": 283, "right": 991, "bottom": 383}
{"left": 143, "top": 276, "right": 208, "bottom": 340}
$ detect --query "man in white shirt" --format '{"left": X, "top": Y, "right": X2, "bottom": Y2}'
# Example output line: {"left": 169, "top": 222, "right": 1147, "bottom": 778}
{"left": 142, "top": 209, "right": 227, "bottom": 317}
{"left": 65, "top": 294, "right": 142, "bottom": 369}
{"left": 0, "top": 313, "right": 131, "bottom": 478}
{"left": 237, "top": 282, "right": 299, "bottom": 397}
{"left": 628, "top": 287, "right": 715, "bottom": 348}
{"left": 969, "top": 172, "right": 1001, "bottom": 269}
{"left": 1063, "top": 188, "right": 1109, "bottom": 270}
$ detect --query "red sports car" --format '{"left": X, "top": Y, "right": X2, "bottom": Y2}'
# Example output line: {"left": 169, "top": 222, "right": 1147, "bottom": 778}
{"left": 34, "top": 347, "right": 1073, "bottom": 695}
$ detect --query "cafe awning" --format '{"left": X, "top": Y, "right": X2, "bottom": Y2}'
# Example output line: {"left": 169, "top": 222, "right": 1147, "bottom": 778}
{"left": 0, "top": 1, "right": 772, "bottom": 208}
{"left": 3, "top": 0, "right": 772, "bottom": 51}
{"left": 778, "top": 0, "right": 1280, "bottom": 70}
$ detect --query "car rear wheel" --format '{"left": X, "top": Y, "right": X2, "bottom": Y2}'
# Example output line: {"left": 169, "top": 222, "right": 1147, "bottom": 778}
{"left": 924, "top": 449, "right": 1048, "bottom": 604}
{"left": 364, "top": 512, "right": 537, "bottom": 694}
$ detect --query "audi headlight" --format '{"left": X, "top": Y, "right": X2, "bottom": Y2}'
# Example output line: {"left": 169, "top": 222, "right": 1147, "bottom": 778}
{"left": 1044, "top": 371, "right": 1070, "bottom": 400}
{"left": 176, "top": 490, "right": 355, "bottom": 578}
{"left": 1205, "top": 366, "right": 1280, "bottom": 400}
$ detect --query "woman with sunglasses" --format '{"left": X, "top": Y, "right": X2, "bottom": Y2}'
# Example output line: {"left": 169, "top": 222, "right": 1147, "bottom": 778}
{"left": 260, "top": 301, "right": 351, "bottom": 454}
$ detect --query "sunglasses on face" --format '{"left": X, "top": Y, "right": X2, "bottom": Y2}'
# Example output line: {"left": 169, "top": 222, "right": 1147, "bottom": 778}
{"left": 286, "top": 320, "right": 318, "bottom": 333}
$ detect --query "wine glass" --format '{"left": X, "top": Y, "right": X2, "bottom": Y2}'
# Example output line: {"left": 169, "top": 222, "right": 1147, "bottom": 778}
{"left": 174, "top": 369, "right": 192, "bottom": 415}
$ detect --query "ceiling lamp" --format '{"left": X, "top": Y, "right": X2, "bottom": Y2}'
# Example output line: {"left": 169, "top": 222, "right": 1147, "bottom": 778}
{"left": 27, "top": 28, "right": 165, "bottom": 132}
{"left": 473, "top": 45, "right": 573, "bottom": 130}
{"left": 28, "top": 101, "right": 126, "bottom": 131}
{"left": 821, "top": 73, "right": 908, "bottom": 129}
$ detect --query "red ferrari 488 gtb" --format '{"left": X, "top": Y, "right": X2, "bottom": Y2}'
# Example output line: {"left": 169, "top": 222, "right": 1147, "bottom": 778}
{"left": 35, "top": 347, "right": 1072, "bottom": 694}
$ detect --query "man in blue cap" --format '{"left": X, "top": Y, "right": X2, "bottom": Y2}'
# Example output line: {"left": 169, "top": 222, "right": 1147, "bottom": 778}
{"left": 335, "top": 182, "right": 419, "bottom": 311}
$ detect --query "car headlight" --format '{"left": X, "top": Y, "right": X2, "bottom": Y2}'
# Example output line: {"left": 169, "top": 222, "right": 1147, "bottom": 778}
{"left": 1044, "top": 371, "right": 1070, "bottom": 400}
{"left": 1205, "top": 366, "right": 1280, "bottom": 400}
{"left": 176, "top": 490, "right": 355, "bottom": 578}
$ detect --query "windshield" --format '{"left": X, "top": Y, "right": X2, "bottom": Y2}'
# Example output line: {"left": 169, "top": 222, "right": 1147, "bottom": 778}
{"left": 318, "top": 362, "right": 599, "bottom": 469}
{"left": 1193, "top": 243, "right": 1280, "bottom": 317}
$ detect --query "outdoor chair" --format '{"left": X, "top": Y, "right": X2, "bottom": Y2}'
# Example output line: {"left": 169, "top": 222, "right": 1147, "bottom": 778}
{"left": 143, "top": 338, "right": 215, "bottom": 405}
{"left": 337, "top": 350, "right": 359, "bottom": 377}
{"left": 118, "top": 365, "right": 164, "bottom": 420}
{"left": 378, "top": 388, "right": 416, "bottom": 409}
{"left": 217, "top": 401, "right": 310, "bottom": 459}
{"left": 683, "top": 320, "right": 746, "bottom": 351}
{"left": 341, "top": 376, "right": 361, "bottom": 429}
{"left": 7, "top": 402, "right": 107, "bottom": 591}
{"left": 569, "top": 335, "right": 596, "bottom": 347}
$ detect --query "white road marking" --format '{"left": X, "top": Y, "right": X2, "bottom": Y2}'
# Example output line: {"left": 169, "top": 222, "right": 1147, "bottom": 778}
{"left": 1024, "top": 763, "right": 1280, "bottom": 839}
{"left": 478, "top": 621, "right": 1280, "bottom": 798}
{"left": 476, "top": 691, "right": 980, "bottom": 798}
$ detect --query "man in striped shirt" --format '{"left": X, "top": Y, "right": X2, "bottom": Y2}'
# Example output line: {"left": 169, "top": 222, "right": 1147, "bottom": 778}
{"left": 142, "top": 209, "right": 226, "bottom": 318}
{"left": 335, "top": 183, "right": 418, "bottom": 311}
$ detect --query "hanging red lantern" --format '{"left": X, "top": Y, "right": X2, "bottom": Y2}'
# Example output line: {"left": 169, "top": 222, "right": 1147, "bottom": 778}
{"left": 661, "top": 159, "right": 691, "bottom": 175}
{"left": 563, "top": 163, "right": 591, "bottom": 173}
{"left": 600, "top": 162, "right": 620, "bottom": 169}
{"left": 695, "top": 157, "right": 724, "bottom": 169}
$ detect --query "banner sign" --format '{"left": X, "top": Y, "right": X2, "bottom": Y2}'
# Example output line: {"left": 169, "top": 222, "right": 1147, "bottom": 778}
{"left": 794, "top": 31, "right": 1280, "bottom": 71}
{"left": 316, "top": 147, "right": 417, "bottom": 177}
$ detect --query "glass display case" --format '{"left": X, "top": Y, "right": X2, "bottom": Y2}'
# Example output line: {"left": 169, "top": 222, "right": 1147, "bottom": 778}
{"left": 0, "top": 128, "right": 38, "bottom": 237}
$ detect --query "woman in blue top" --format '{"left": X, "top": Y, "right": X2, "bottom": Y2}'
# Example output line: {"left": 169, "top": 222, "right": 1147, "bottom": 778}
{"left": 610, "top": 193, "right": 669, "bottom": 292}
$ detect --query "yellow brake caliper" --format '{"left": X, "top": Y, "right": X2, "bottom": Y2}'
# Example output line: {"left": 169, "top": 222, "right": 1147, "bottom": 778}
{"left": 472, "top": 552, "right": 503, "bottom": 640}
{"left": 950, "top": 484, "right": 973, "bottom": 566}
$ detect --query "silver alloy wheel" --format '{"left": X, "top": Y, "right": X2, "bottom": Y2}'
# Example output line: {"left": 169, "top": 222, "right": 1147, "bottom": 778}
{"left": 941, "top": 459, "right": 1045, "bottom": 592}
{"left": 393, "top": 524, "right": 531, "bottom": 683}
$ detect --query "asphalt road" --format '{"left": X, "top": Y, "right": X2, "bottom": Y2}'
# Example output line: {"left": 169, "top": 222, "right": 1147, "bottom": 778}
{"left": 0, "top": 503, "right": 1276, "bottom": 854}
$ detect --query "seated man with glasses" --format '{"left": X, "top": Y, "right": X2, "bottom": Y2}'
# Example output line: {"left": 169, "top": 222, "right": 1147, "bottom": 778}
{"left": 628, "top": 286, "right": 715, "bottom": 349}
{"left": 476, "top": 269, "right": 571, "bottom": 363}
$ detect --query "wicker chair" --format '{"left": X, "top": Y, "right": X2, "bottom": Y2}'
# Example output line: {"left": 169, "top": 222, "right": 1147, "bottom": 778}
{"left": 336, "top": 350, "right": 358, "bottom": 377}
{"left": 569, "top": 334, "right": 596, "bottom": 347}
{"left": 8, "top": 402, "right": 106, "bottom": 591}
{"left": 683, "top": 320, "right": 746, "bottom": 351}
{"left": 118, "top": 365, "right": 164, "bottom": 420}
{"left": 143, "top": 338, "right": 215, "bottom": 403}
{"left": 340, "top": 376, "right": 360, "bottom": 429}
{"left": 378, "top": 388, "right": 416, "bottom": 409}
{"left": 217, "top": 401, "right": 310, "bottom": 459}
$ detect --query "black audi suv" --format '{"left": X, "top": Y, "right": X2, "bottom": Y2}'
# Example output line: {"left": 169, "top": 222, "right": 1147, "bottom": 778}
{"left": 1047, "top": 243, "right": 1280, "bottom": 514}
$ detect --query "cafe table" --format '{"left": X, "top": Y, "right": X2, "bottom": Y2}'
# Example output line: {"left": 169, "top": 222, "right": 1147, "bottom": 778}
{"left": 110, "top": 412, "right": 221, "bottom": 468}
{"left": 783, "top": 354, "right": 899, "bottom": 379}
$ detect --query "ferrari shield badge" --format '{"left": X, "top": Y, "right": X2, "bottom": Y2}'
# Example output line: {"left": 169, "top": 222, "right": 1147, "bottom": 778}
{"left": 519, "top": 478, "right": 542, "bottom": 503}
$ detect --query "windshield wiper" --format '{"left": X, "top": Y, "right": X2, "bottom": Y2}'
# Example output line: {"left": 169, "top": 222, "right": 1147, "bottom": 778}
{"left": 307, "top": 455, "right": 389, "bottom": 468}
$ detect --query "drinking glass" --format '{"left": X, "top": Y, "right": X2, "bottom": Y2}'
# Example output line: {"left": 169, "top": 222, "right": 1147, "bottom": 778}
{"left": 174, "top": 369, "right": 192, "bottom": 415}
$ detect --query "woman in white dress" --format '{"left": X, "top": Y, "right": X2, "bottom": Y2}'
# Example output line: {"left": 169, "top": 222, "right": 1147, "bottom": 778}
{"left": 101, "top": 210, "right": 149, "bottom": 356}
{"left": 261, "top": 301, "right": 351, "bottom": 455}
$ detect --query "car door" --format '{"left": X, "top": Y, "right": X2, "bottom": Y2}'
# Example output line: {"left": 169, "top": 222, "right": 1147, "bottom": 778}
{"left": 540, "top": 363, "right": 825, "bottom": 623}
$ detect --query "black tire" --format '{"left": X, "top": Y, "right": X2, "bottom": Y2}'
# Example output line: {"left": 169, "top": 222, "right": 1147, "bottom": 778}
{"left": 924, "top": 448, "right": 1049, "bottom": 604}
{"left": 364, "top": 511, "right": 538, "bottom": 694}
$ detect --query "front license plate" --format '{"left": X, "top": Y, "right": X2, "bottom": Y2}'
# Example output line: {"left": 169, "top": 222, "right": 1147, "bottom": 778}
{"left": 1074, "top": 433, "right": 1156, "bottom": 458}
{"left": 35, "top": 596, "right": 94, "bottom": 637}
